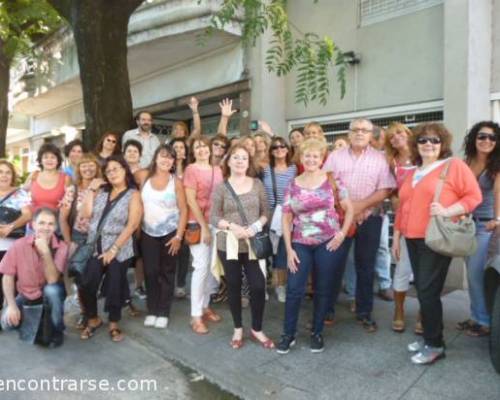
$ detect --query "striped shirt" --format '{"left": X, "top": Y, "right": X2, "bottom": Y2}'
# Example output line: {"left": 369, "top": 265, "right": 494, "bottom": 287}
{"left": 261, "top": 165, "right": 297, "bottom": 209}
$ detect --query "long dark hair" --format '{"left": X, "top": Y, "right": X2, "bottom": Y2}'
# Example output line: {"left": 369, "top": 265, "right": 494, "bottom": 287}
{"left": 148, "top": 144, "right": 177, "bottom": 178}
{"left": 268, "top": 136, "right": 292, "bottom": 167}
{"left": 102, "top": 155, "right": 137, "bottom": 191}
{"left": 463, "top": 121, "right": 500, "bottom": 180}
{"left": 170, "top": 138, "right": 188, "bottom": 171}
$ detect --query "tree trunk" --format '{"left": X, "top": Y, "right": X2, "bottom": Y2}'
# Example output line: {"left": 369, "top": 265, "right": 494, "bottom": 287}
{"left": 71, "top": 1, "right": 137, "bottom": 150}
{"left": 47, "top": 0, "right": 144, "bottom": 150}
{"left": 0, "top": 40, "right": 11, "bottom": 158}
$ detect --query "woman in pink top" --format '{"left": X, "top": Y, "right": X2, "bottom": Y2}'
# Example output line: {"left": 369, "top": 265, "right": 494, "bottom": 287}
{"left": 384, "top": 122, "right": 418, "bottom": 334}
{"left": 184, "top": 136, "right": 223, "bottom": 334}
{"left": 392, "top": 123, "right": 482, "bottom": 365}
{"left": 27, "top": 143, "right": 71, "bottom": 212}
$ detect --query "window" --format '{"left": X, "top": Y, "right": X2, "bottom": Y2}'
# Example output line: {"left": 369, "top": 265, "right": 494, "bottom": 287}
{"left": 359, "top": 0, "right": 443, "bottom": 27}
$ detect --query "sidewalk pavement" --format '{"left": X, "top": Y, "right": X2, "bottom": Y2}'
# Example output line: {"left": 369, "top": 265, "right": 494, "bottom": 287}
{"left": 119, "top": 289, "right": 500, "bottom": 400}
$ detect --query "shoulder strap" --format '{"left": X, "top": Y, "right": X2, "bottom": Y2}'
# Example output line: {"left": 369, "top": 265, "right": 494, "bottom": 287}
{"left": 68, "top": 185, "right": 79, "bottom": 229}
{"left": 433, "top": 159, "right": 453, "bottom": 203}
{"left": 270, "top": 167, "right": 278, "bottom": 208}
{"left": 224, "top": 181, "right": 249, "bottom": 226}
{"left": 95, "top": 189, "right": 129, "bottom": 240}
{"left": 0, "top": 189, "right": 18, "bottom": 206}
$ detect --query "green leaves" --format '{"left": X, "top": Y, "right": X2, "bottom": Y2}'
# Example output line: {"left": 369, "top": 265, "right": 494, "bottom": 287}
{"left": 208, "top": 0, "right": 347, "bottom": 107}
{"left": 0, "top": 0, "right": 62, "bottom": 60}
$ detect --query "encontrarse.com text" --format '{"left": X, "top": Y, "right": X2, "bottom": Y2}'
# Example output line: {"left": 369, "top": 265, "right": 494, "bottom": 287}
{"left": 0, "top": 377, "right": 158, "bottom": 392}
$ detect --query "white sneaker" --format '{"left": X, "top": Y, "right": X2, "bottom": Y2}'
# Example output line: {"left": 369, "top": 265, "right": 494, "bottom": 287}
{"left": 154, "top": 317, "right": 168, "bottom": 329}
{"left": 144, "top": 315, "right": 157, "bottom": 327}
{"left": 275, "top": 286, "right": 286, "bottom": 303}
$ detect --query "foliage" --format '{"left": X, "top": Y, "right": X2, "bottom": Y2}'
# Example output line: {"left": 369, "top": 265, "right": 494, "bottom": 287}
{"left": 205, "top": 0, "right": 346, "bottom": 106}
{"left": 0, "top": 0, "right": 61, "bottom": 62}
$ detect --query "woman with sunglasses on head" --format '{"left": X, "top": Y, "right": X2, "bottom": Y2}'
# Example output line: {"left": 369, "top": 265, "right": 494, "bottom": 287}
{"left": 184, "top": 136, "right": 223, "bottom": 334}
{"left": 384, "top": 123, "right": 419, "bottom": 334}
{"left": 210, "top": 144, "right": 273, "bottom": 349}
{"left": 79, "top": 155, "right": 142, "bottom": 342}
{"left": 95, "top": 132, "right": 122, "bottom": 167}
{"left": 392, "top": 123, "right": 482, "bottom": 365}
{"left": 261, "top": 137, "right": 297, "bottom": 303}
{"left": 456, "top": 121, "right": 500, "bottom": 337}
{"left": 136, "top": 145, "right": 188, "bottom": 329}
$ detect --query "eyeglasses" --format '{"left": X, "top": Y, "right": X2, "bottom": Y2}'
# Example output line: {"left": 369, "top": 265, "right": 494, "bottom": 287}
{"left": 105, "top": 138, "right": 117, "bottom": 144}
{"left": 105, "top": 166, "right": 124, "bottom": 176}
{"left": 416, "top": 136, "right": 441, "bottom": 145}
{"left": 212, "top": 142, "right": 227, "bottom": 149}
{"left": 350, "top": 128, "right": 372, "bottom": 134}
{"left": 271, "top": 144, "right": 287, "bottom": 150}
{"left": 477, "top": 132, "right": 498, "bottom": 142}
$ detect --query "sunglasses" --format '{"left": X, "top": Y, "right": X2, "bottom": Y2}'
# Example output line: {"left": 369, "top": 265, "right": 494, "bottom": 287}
{"left": 477, "top": 132, "right": 498, "bottom": 142}
{"left": 212, "top": 142, "right": 227, "bottom": 149}
{"left": 416, "top": 136, "right": 441, "bottom": 145}
{"left": 271, "top": 144, "right": 287, "bottom": 150}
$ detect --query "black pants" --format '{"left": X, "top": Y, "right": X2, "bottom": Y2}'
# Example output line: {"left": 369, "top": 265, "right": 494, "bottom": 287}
{"left": 406, "top": 238, "right": 451, "bottom": 347}
{"left": 218, "top": 251, "right": 266, "bottom": 331}
{"left": 141, "top": 231, "right": 177, "bottom": 317}
{"left": 176, "top": 243, "right": 190, "bottom": 288}
{"left": 81, "top": 256, "right": 132, "bottom": 322}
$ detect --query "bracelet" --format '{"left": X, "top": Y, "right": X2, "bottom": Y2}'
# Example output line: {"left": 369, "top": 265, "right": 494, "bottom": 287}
{"left": 337, "top": 231, "right": 345, "bottom": 238}
{"left": 110, "top": 244, "right": 119, "bottom": 253}
{"left": 175, "top": 235, "right": 182, "bottom": 241}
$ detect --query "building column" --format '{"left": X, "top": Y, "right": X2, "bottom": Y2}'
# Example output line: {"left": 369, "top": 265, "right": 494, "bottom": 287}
{"left": 247, "top": 29, "right": 287, "bottom": 137}
{"left": 443, "top": 0, "right": 492, "bottom": 290}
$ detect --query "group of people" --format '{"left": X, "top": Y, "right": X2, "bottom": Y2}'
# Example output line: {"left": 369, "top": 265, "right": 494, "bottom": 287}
{"left": 0, "top": 95, "right": 498, "bottom": 366}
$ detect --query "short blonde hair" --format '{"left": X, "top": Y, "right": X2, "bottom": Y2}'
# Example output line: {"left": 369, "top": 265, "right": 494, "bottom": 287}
{"left": 303, "top": 122, "right": 325, "bottom": 137}
{"left": 299, "top": 138, "right": 328, "bottom": 158}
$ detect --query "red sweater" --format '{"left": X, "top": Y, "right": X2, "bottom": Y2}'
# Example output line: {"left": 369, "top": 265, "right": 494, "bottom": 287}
{"left": 395, "top": 158, "right": 482, "bottom": 239}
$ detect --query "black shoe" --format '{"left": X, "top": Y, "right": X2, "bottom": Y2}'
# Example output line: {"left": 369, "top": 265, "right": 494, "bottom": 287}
{"left": 276, "top": 335, "right": 296, "bottom": 354}
{"left": 310, "top": 334, "right": 324, "bottom": 353}
{"left": 49, "top": 332, "right": 64, "bottom": 348}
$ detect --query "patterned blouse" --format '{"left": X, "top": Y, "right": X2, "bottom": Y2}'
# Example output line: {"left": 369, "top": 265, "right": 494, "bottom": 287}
{"left": 86, "top": 189, "right": 135, "bottom": 262}
{"left": 282, "top": 178, "right": 348, "bottom": 245}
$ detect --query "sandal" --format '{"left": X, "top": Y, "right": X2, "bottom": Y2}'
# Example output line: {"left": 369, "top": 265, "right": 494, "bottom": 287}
{"left": 230, "top": 338, "right": 244, "bottom": 349}
{"left": 465, "top": 323, "right": 490, "bottom": 337}
{"left": 109, "top": 328, "right": 124, "bottom": 342}
{"left": 80, "top": 319, "right": 103, "bottom": 340}
{"left": 203, "top": 308, "right": 222, "bottom": 323}
{"left": 191, "top": 319, "right": 209, "bottom": 335}
{"left": 250, "top": 330, "right": 275, "bottom": 349}
{"left": 127, "top": 301, "right": 140, "bottom": 317}
{"left": 456, "top": 319, "right": 474, "bottom": 331}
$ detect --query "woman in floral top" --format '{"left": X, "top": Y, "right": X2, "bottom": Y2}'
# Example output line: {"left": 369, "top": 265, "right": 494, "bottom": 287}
{"left": 59, "top": 153, "right": 103, "bottom": 329}
{"left": 276, "top": 139, "right": 354, "bottom": 355}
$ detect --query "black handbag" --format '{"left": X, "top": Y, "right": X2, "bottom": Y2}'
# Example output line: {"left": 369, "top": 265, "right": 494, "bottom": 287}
{"left": 0, "top": 190, "right": 26, "bottom": 238}
{"left": 224, "top": 181, "right": 272, "bottom": 259}
{"left": 68, "top": 190, "right": 128, "bottom": 277}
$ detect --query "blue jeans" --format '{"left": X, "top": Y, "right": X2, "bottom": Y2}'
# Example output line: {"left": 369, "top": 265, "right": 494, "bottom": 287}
{"left": 345, "top": 215, "right": 383, "bottom": 318}
{"left": 283, "top": 239, "right": 350, "bottom": 336}
{"left": 1, "top": 283, "right": 66, "bottom": 338}
{"left": 344, "top": 214, "right": 391, "bottom": 298}
{"left": 465, "top": 222, "right": 492, "bottom": 327}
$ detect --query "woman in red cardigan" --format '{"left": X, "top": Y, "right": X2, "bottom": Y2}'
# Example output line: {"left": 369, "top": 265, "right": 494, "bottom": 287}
{"left": 392, "top": 123, "right": 482, "bottom": 365}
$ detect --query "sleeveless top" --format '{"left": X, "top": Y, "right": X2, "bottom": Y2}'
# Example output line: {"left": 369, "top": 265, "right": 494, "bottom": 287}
{"left": 31, "top": 172, "right": 66, "bottom": 211}
{"left": 141, "top": 177, "right": 179, "bottom": 237}
{"left": 474, "top": 171, "right": 494, "bottom": 219}
{"left": 86, "top": 189, "right": 135, "bottom": 262}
